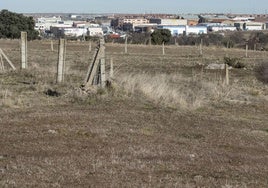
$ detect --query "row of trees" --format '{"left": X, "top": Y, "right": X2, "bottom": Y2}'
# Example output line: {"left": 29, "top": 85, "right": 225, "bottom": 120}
{"left": 0, "top": 9, "right": 39, "bottom": 40}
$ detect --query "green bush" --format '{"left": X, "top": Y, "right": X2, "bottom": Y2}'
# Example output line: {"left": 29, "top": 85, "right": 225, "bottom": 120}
{"left": 151, "top": 29, "right": 171, "bottom": 45}
{"left": 224, "top": 57, "right": 245, "bottom": 69}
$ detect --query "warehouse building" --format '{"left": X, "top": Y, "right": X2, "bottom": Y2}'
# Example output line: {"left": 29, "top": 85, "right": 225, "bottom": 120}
{"left": 157, "top": 25, "right": 207, "bottom": 36}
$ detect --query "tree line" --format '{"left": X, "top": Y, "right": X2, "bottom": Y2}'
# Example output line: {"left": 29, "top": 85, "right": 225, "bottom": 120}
{"left": 0, "top": 9, "right": 39, "bottom": 40}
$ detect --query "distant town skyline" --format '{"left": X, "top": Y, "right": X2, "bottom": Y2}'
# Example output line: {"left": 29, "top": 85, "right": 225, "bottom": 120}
{"left": 1, "top": 0, "right": 267, "bottom": 14}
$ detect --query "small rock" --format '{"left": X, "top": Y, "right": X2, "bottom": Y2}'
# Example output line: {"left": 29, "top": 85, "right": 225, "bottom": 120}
{"left": 194, "top": 175, "right": 203, "bottom": 182}
{"left": 48, "top": 129, "right": 57, "bottom": 134}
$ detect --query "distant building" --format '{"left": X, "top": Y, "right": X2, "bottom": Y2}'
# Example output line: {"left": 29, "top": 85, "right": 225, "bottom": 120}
{"left": 198, "top": 14, "right": 230, "bottom": 23}
{"left": 35, "top": 19, "right": 73, "bottom": 32}
{"left": 69, "top": 15, "right": 82, "bottom": 19}
{"left": 198, "top": 23, "right": 237, "bottom": 32}
{"left": 150, "top": 18, "right": 187, "bottom": 26}
{"left": 35, "top": 16, "right": 63, "bottom": 31}
{"left": 111, "top": 18, "right": 149, "bottom": 29}
{"left": 87, "top": 27, "right": 103, "bottom": 36}
{"left": 234, "top": 21, "right": 265, "bottom": 31}
{"left": 232, "top": 17, "right": 255, "bottom": 21}
{"left": 134, "top": 24, "right": 158, "bottom": 33}
{"left": 157, "top": 25, "right": 207, "bottom": 36}
{"left": 63, "top": 28, "right": 87, "bottom": 37}
{"left": 178, "top": 14, "right": 199, "bottom": 25}
{"left": 37, "top": 16, "right": 62, "bottom": 24}
{"left": 208, "top": 26, "right": 237, "bottom": 32}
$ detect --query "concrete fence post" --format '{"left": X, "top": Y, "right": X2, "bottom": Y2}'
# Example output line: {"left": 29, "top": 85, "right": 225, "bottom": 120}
{"left": 21, "top": 32, "right": 27, "bottom": 69}
{"left": 225, "top": 63, "right": 229, "bottom": 85}
{"left": 57, "top": 38, "right": 66, "bottom": 83}
{"left": 162, "top": 42, "right": 165, "bottom": 55}
{"left": 124, "top": 36, "right": 128, "bottom": 54}
{"left": 51, "top": 40, "right": 54, "bottom": 51}
{"left": 110, "top": 57, "right": 114, "bottom": 79}
{"left": 199, "top": 38, "right": 203, "bottom": 56}
{"left": 245, "top": 44, "right": 248, "bottom": 58}
{"left": 89, "top": 40, "right": 92, "bottom": 52}
{"left": 100, "top": 58, "right": 106, "bottom": 88}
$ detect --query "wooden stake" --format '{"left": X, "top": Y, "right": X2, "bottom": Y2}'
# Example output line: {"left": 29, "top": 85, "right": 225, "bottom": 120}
{"left": 57, "top": 38, "right": 66, "bottom": 83}
{"left": 21, "top": 31, "right": 27, "bottom": 69}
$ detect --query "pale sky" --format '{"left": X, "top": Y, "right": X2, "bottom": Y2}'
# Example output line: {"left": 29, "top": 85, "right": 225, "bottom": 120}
{"left": 1, "top": 0, "right": 267, "bottom": 14}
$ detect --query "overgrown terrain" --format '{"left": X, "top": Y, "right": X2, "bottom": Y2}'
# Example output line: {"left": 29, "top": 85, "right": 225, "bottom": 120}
{"left": 0, "top": 39, "right": 268, "bottom": 187}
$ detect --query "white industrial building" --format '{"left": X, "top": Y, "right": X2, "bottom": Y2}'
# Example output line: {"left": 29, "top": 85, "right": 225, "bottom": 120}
{"left": 35, "top": 15, "right": 104, "bottom": 37}
{"left": 35, "top": 20, "right": 73, "bottom": 31}
{"left": 87, "top": 27, "right": 103, "bottom": 36}
{"left": 157, "top": 25, "right": 207, "bottom": 36}
{"left": 150, "top": 18, "right": 187, "bottom": 26}
{"left": 63, "top": 28, "right": 87, "bottom": 37}
{"left": 234, "top": 21, "right": 266, "bottom": 31}
{"left": 208, "top": 26, "right": 237, "bottom": 32}
{"left": 51, "top": 26, "right": 103, "bottom": 37}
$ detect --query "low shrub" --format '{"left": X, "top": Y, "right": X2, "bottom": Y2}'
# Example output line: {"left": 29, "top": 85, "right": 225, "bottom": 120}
{"left": 224, "top": 57, "right": 245, "bottom": 69}
{"left": 255, "top": 62, "right": 268, "bottom": 84}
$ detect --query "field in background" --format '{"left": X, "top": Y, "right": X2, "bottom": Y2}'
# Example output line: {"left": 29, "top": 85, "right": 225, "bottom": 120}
{"left": 0, "top": 39, "right": 268, "bottom": 187}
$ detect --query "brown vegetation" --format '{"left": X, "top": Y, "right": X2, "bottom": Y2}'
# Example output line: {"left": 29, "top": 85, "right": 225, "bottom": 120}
{"left": 0, "top": 40, "right": 268, "bottom": 187}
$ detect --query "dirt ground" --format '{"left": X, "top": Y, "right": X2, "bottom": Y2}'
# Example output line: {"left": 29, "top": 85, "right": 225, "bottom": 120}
{"left": 0, "top": 40, "right": 268, "bottom": 187}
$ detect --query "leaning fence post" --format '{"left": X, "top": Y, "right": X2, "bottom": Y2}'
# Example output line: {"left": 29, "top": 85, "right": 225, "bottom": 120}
{"left": 0, "top": 49, "right": 16, "bottom": 70}
{"left": 57, "top": 38, "right": 66, "bottom": 83}
{"left": 21, "top": 31, "right": 27, "bottom": 69}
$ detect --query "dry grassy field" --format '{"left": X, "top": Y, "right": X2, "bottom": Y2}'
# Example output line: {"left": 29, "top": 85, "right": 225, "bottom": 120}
{"left": 0, "top": 39, "right": 268, "bottom": 187}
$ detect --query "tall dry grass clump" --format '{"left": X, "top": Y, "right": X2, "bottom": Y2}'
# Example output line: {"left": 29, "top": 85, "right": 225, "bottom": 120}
{"left": 255, "top": 62, "right": 268, "bottom": 84}
{"left": 116, "top": 72, "right": 238, "bottom": 110}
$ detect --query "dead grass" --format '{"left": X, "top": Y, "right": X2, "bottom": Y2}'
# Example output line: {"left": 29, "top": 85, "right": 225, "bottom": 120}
{"left": 115, "top": 66, "right": 268, "bottom": 111}
{"left": 0, "top": 40, "right": 268, "bottom": 187}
